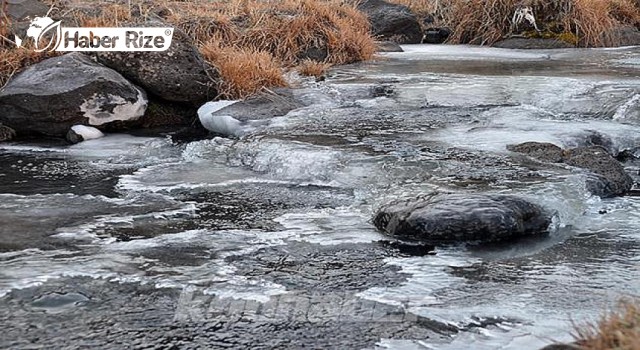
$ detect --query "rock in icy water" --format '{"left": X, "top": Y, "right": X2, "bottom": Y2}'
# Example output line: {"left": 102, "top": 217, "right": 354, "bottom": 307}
{"left": 508, "top": 142, "right": 634, "bottom": 197}
{"left": 373, "top": 194, "right": 552, "bottom": 243}
{"left": 0, "top": 53, "right": 147, "bottom": 138}
{"left": 564, "top": 146, "right": 634, "bottom": 197}
{"left": 357, "top": 0, "right": 423, "bottom": 44}
{"left": 507, "top": 142, "right": 565, "bottom": 163}
{"left": 96, "top": 24, "right": 218, "bottom": 105}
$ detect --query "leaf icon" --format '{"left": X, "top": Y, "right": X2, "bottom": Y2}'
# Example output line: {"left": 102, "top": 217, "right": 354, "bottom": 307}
{"left": 34, "top": 20, "right": 62, "bottom": 52}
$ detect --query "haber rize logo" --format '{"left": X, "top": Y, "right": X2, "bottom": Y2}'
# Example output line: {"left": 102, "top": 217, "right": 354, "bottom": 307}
{"left": 14, "top": 16, "right": 174, "bottom": 52}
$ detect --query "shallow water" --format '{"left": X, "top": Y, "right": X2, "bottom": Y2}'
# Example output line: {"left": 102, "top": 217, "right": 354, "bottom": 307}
{"left": 1, "top": 45, "right": 640, "bottom": 349}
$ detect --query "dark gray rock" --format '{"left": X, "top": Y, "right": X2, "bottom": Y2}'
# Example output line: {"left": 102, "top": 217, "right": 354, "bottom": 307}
{"left": 0, "top": 124, "right": 16, "bottom": 142}
{"left": 357, "top": 0, "right": 423, "bottom": 44}
{"left": 508, "top": 142, "right": 633, "bottom": 197}
{"left": 423, "top": 27, "right": 451, "bottom": 44}
{"left": 210, "top": 88, "right": 304, "bottom": 122}
{"left": 493, "top": 38, "right": 574, "bottom": 49}
{"left": 373, "top": 193, "right": 551, "bottom": 243}
{"left": 5, "top": 0, "right": 50, "bottom": 42}
{"left": 96, "top": 24, "right": 218, "bottom": 105}
{"left": 65, "top": 128, "right": 83, "bottom": 144}
{"left": 608, "top": 26, "right": 640, "bottom": 46}
{"left": 0, "top": 53, "right": 147, "bottom": 137}
{"left": 507, "top": 142, "right": 564, "bottom": 163}
{"left": 566, "top": 130, "right": 617, "bottom": 157}
{"left": 297, "top": 46, "right": 329, "bottom": 62}
{"left": 375, "top": 41, "right": 404, "bottom": 52}
{"left": 6, "top": 0, "right": 48, "bottom": 21}
{"left": 564, "top": 146, "right": 634, "bottom": 197}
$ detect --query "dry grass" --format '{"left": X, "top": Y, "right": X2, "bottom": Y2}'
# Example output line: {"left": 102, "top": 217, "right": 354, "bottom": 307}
{"left": 297, "top": 59, "right": 331, "bottom": 78}
{"left": 200, "top": 42, "right": 287, "bottom": 99}
{"left": 572, "top": 299, "right": 640, "bottom": 350}
{"left": 390, "top": 0, "right": 640, "bottom": 47}
{"left": 163, "top": 0, "right": 375, "bottom": 97}
{"left": 1, "top": 0, "right": 376, "bottom": 98}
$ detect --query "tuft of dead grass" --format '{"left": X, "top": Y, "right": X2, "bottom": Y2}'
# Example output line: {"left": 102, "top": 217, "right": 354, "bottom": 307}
{"left": 200, "top": 41, "right": 287, "bottom": 99}
{"left": 572, "top": 299, "right": 640, "bottom": 350}
{"left": 297, "top": 59, "right": 331, "bottom": 78}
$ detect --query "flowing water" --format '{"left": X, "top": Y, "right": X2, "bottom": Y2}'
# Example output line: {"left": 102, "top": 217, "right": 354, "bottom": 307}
{"left": 1, "top": 45, "right": 640, "bottom": 349}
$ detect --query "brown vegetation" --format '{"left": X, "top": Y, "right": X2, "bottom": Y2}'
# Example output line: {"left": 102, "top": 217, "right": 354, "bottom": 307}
{"left": 296, "top": 59, "right": 331, "bottom": 78}
{"left": 1, "top": 0, "right": 375, "bottom": 98}
{"left": 571, "top": 299, "right": 640, "bottom": 350}
{"left": 390, "top": 0, "right": 640, "bottom": 47}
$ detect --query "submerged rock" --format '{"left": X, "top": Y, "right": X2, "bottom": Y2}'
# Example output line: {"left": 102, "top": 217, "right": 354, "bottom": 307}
{"left": 357, "top": 0, "right": 423, "bottom": 44}
{"left": 0, "top": 53, "right": 147, "bottom": 138}
{"left": 373, "top": 194, "right": 551, "bottom": 243}
{"left": 564, "top": 146, "right": 634, "bottom": 197}
{"left": 96, "top": 25, "right": 218, "bottom": 105}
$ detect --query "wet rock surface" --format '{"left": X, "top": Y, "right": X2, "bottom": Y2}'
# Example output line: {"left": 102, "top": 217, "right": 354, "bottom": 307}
{"left": 374, "top": 193, "right": 552, "bottom": 243}
{"left": 508, "top": 142, "right": 634, "bottom": 197}
{"left": 0, "top": 53, "right": 147, "bottom": 137}
{"left": 564, "top": 146, "right": 634, "bottom": 197}
{"left": 507, "top": 142, "right": 565, "bottom": 163}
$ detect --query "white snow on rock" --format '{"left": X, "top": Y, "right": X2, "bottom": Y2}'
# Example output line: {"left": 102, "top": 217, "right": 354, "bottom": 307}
{"left": 70, "top": 125, "right": 105, "bottom": 141}
{"left": 80, "top": 88, "right": 147, "bottom": 126}
{"left": 197, "top": 100, "right": 246, "bottom": 137}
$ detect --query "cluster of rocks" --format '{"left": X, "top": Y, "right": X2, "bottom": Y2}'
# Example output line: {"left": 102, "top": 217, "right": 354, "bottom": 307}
{"left": 507, "top": 142, "right": 634, "bottom": 198}
{"left": 372, "top": 140, "right": 635, "bottom": 247}
{"left": 0, "top": 0, "right": 220, "bottom": 143}
{"left": 0, "top": 1, "right": 311, "bottom": 143}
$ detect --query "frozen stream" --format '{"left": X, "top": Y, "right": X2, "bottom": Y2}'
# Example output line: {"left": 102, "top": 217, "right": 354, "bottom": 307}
{"left": 1, "top": 45, "right": 639, "bottom": 349}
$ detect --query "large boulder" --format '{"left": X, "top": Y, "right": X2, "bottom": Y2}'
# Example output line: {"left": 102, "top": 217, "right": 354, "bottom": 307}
{"left": 564, "top": 146, "right": 634, "bottom": 197}
{"left": 0, "top": 53, "right": 147, "bottom": 137}
{"left": 357, "top": 0, "right": 423, "bottom": 44}
{"left": 96, "top": 24, "right": 218, "bottom": 105}
{"left": 373, "top": 194, "right": 551, "bottom": 243}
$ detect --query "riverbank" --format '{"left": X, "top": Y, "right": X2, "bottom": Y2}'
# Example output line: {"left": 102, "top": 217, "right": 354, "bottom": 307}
{"left": 2, "top": 0, "right": 640, "bottom": 95}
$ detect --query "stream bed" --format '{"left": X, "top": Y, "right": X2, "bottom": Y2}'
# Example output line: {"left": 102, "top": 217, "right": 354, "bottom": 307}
{"left": 1, "top": 45, "right": 640, "bottom": 349}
